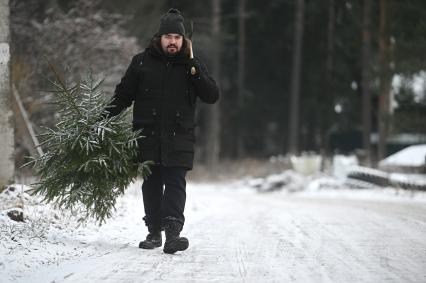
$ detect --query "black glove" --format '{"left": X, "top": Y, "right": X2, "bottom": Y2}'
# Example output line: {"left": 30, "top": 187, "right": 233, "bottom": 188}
{"left": 187, "top": 58, "right": 201, "bottom": 79}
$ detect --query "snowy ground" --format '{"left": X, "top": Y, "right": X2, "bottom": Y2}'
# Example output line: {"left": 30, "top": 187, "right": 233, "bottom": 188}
{"left": 1, "top": 174, "right": 426, "bottom": 283}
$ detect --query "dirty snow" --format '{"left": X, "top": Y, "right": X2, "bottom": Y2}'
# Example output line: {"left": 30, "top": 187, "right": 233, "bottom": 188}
{"left": 1, "top": 173, "right": 426, "bottom": 283}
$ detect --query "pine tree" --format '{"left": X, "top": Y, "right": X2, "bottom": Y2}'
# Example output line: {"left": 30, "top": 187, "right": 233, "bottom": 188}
{"left": 26, "top": 64, "right": 152, "bottom": 225}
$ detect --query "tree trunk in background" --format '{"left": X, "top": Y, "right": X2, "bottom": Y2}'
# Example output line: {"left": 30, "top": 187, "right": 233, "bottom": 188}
{"left": 236, "top": 0, "right": 246, "bottom": 158}
{"left": 0, "top": 0, "right": 14, "bottom": 189}
{"left": 324, "top": 0, "right": 335, "bottom": 151}
{"left": 288, "top": 0, "right": 305, "bottom": 155}
{"left": 206, "top": 0, "right": 221, "bottom": 167}
{"left": 378, "top": 0, "right": 392, "bottom": 161}
{"left": 361, "top": 0, "right": 372, "bottom": 165}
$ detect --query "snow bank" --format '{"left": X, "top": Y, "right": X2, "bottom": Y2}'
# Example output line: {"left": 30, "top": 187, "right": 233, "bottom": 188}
{"left": 332, "top": 155, "right": 359, "bottom": 179}
{"left": 244, "top": 171, "right": 308, "bottom": 193}
{"left": 379, "top": 144, "right": 426, "bottom": 167}
{"left": 2, "top": 172, "right": 426, "bottom": 282}
{"left": 241, "top": 168, "right": 426, "bottom": 202}
{"left": 242, "top": 170, "right": 348, "bottom": 193}
{"left": 0, "top": 181, "right": 146, "bottom": 283}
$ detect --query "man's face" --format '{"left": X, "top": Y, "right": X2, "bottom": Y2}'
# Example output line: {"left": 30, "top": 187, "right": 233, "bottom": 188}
{"left": 160, "top": 33, "right": 183, "bottom": 56}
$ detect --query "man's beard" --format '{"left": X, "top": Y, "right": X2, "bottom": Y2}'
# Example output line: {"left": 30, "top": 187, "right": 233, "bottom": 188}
{"left": 164, "top": 44, "right": 180, "bottom": 57}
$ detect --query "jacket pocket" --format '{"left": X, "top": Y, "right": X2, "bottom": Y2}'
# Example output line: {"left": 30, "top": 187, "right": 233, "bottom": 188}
{"left": 174, "top": 117, "right": 196, "bottom": 138}
{"left": 171, "top": 136, "right": 194, "bottom": 153}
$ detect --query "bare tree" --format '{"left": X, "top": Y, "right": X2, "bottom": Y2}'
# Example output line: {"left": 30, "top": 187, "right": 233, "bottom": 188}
{"left": 10, "top": 0, "right": 141, "bottom": 166}
{"left": 11, "top": 0, "right": 140, "bottom": 95}
{"left": 0, "top": 0, "right": 14, "bottom": 188}
{"left": 205, "top": 0, "right": 222, "bottom": 167}
{"left": 288, "top": 0, "right": 305, "bottom": 155}
{"left": 10, "top": 0, "right": 143, "bottom": 173}
{"left": 378, "top": 0, "right": 392, "bottom": 160}
{"left": 361, "top": 0, "right": 372, "bottom": 165}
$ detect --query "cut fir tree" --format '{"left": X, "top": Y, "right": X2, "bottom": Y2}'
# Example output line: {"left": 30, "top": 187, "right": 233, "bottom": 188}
{"left": 26, "top": 64, "right": 152, "bottom": 225}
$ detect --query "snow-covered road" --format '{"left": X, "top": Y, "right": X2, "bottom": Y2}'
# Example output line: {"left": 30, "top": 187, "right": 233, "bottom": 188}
{"left": 3, "top": 183, "right": 426, "bottom": 283}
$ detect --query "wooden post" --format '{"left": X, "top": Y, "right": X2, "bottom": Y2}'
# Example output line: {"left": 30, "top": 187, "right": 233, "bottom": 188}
{"left": 0, "top": 0, "right": 14, "bottom": 189}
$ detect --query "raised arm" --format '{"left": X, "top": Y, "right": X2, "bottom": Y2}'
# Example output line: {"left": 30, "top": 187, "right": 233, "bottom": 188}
{"left": 188, "top": 57, "right": 219, "bottom": 104}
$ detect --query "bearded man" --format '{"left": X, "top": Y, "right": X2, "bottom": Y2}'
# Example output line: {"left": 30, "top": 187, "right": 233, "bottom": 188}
{"left": 105, "top": 8, "right": 219, "bottom": 254}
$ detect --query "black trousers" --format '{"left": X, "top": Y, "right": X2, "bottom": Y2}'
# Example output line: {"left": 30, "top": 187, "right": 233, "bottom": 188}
{"left": 141, "top": 165, "right": 187, "bottom": 228}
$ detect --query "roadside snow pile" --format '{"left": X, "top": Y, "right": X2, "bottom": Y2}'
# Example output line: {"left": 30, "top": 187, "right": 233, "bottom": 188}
{"left": 332, "top": 155, "right": 359, "bottom": 179}
{"left": 346, "top": 166, "right": 390, "bottom": 187}
{"left": 242, "top": 168, "right": 426, "bottom": 196}
{"left": 389, "top": 172, "right": 426, "bottom": 189}
{"left": 347, "top": 166, "right": 426, "bottom": 190}
{"left": 245, "top": 171, "right": 308, "bottom": 193}
{"left": 0, "top": 181, "right": 145, "bottom": 283}
{"left": 390, "top": 173, "right": 426, "bottom": 184}
{"left": 379, "top": 144, "right": 426, "bottom": 168}
{"left": 0, "top": 184, "right": 94, "bottom": 272}
{"left": 242, "top": 170, "right": 344, "bottom": 193}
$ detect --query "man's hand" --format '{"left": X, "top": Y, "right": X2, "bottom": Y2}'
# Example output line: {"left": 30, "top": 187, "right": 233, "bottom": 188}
{"left": 186, "top": 38, "right": 198, "bottom": 77}
{"left": 187, "top": 58, "right": 201, "bottom": 78}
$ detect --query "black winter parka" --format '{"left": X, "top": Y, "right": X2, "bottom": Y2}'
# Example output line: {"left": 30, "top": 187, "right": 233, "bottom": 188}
{"left": 106, "top": 42, "right": 219, "bottom": 170}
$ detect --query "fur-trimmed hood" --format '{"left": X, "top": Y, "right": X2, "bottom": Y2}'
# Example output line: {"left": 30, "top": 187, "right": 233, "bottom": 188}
{"left": 146, "top": 35, "right": 191, "bottom": 63}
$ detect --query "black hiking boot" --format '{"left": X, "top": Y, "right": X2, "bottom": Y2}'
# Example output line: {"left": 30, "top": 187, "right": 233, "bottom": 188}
{"left": 139, "top": 226, "right": 162, "bottom": 249}
{"left": 163, "top": 221, "right": 189, "bottom": 254}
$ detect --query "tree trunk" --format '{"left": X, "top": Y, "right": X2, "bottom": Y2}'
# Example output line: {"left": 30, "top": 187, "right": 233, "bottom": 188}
{"left": 12, "top": 84, "right": 43, "bottom": 157}
{"left": 321, "top": 0, "right": 335, "bottom": 159}
{"left": 378, "top": 0, "right": 392, "bottom": 161}
{"left": 206, "top": 0, "right": 221, "bottom": 167}
{"left": 236, "top": 0, "right": 246, "bottom": 158}
{"left": 0, "top": 0, "right": 14, "bottom": 189}
{"left": 288, "top": 0, "right": 305, "bottom": 155}
{"left": 361, "top": 0, "right": 372, "bottom": 165}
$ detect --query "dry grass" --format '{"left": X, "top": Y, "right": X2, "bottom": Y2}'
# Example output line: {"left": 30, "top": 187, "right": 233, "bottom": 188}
{"left": 14, "top": 158, "right": 293, "bottom": 184}
{"left": 187, "top": 158, "right": 292, "bottom": 182}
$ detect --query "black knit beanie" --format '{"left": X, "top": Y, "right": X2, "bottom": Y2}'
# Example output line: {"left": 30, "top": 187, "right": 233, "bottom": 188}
{"left": 158, "top": 8, "right": 185, "bottom": 36}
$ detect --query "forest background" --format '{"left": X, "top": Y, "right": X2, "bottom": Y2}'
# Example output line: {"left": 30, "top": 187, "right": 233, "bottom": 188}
{"left": 10, "top": 0, "right": 426, "bottom": 175}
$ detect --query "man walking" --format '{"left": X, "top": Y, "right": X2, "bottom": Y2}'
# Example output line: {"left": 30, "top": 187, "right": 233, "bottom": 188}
{"left": 105, "top": 8, "right": 219, "bottom": 254}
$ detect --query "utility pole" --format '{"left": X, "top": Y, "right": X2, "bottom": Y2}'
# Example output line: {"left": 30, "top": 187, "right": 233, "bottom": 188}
{"left": 0, "top": 0, "right": 14, "bottom": 189}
